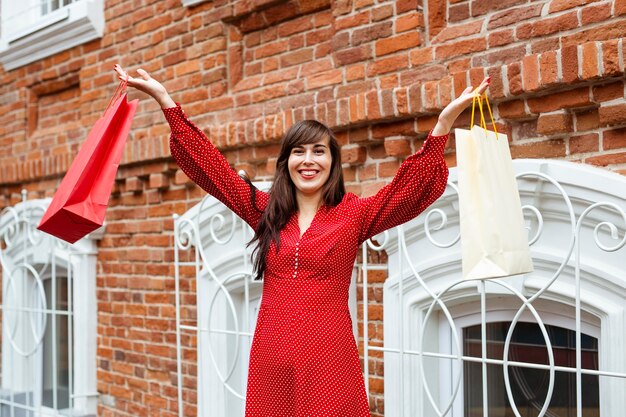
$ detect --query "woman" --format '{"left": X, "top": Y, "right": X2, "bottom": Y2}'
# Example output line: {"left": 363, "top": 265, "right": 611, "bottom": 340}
{"left": 115, "top": 64, "right": 489, "bottom": 416}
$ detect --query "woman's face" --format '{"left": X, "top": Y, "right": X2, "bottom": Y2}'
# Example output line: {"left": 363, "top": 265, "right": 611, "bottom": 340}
{"left": 287, "top": 136, "right": 332, "bottom": 200}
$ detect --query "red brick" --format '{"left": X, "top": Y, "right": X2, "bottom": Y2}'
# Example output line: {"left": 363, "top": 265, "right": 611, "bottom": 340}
{"left": 581, "top": 42, "right": 600, "bottom": 80}
{"left": 434, "top": 21, "right": 482, "bottom": 43}
{"left": 378, "top": 160, "right": 401, "bottom": 177}
{"left": 353, "top": 22, "right": 393, "bottom": 45}
{"left": 601, "top": 40, "right": 621, "bottom": 76}
{"left": 517, "top": 12, "right": 579, "bottom": 40}
{"left": 562, "top": 20, "right": 626, "bottom": 46}
{"left": 537, "top": 112, "right": 572, "bottom": 135}
{"left": 617, "top": 0, "right": 626, "bottom": 15}
{"left": 593, "top": 81, "right": 624, "bottom": 103}
{"left": 599, "top": 103, "right": 626, "bottom": 127}
{"left": 125, "top": 177, "right": 143, "bottom": 193}
{"left": 539, "top": 51, "right": 558, "bottom": 87}
{"left": 531, "top": 37, "right": 560, "bottom": 54}
{"left": 488, "top": 29, "right": 514, "bottom": 48}
{"left": 435, "top": 37, "right": 487, "bottom": 59}
{"left": 395, "top": 88, "right": 409, "bottom": 115}
{"left": 452, "top": 72, "right": 468, "bottom": 99}
{"left": 335, "top": 46, "right": 372, "bottom": 65}
{"left": 366, "top": 54, "right": 409, "bottom": 76}
{"left": 602, "top": 128, "right": 626, "bottom": 150}
{"left": 510, "top": 139, "right": 566, "bottom": 158}
{"left": 473, "top": 45, "right": 526, "bottom": 67}
{"left": 280, "top": 49, "right": 313, "bottom": 67}
{"left": 427, "top": 0, "right": 447, "bottom": 38}
{"left": 585, "top": 152, "right": 626, "bottom": 166}
{"left": 416, "top": 115, "right": 439, "bottom": 133}
{"left": 488, "top": 5, "right": 542, "bottom": 30}
{"left": 335, "top": 11, "right": 370, "bottom": 30}
{"left": 384, "top": 137, "right": 412, "bottom": 156}
{"left": 472, "top": 0, "right": 527, "bottom": 16}
{"left": 449, "top": 3, "right": 469, "bottom": 22}
{"left": 548, "top": 0, "right": 598, "bottom": 13}
{"left": 372, "top": 120, "right": 415, "bottom": 139}
{"left": 307, "top": 69, "right": 343, "bottom": 89}
{"left": 575, "top": 109, "right": 600, "bottom": 131}
{"left": 527, "top": 87, "right": 592, "bottom": 113}
{"left": 561, "top": 44, "right": 580, "bottom": 83}
{"left": 569, "top": 133, "right": 599, "bottom": 154}
{"left": 486, "top": 66, "right": 505, "bottom": 99}
{"left": 372, "top": 4, "right": 393, "bottom": 21}
{"left": 346, "top": 63, "right": 366, "bottom": 81}
{"left": 396, "top": 12, "right": 422, "bottom": 32}
{"left": 375, "top": 32, "right": 420, "bottom": 56}
{"left": 397, "top": 0, "right": 418, "bottom": 13}
{"left": 148, "top": 173, "right": 169, "bottom": 190}
{"left": 341, "top": 145, "right": 367, "bottom": 165}
{"left": 439, "top": 76, "right": 453, "bottom": 107}
{"left": 469, "top": 67, "right": 485, "bottom": 88}
{"left": 522, "top": 54, "right": 540, "bottom": 92}
{"left": 498, "top": 100, "right": 528, "bottom": 120}
{"left": 409, "top": 46, "right": 433, "bottom": 66}
{"left": 365, "top": 90, "right": 381, "bottom": 120}
{"left": 581, "top": 2, "right": 612, "bottom": 24}
{"left": 423, "top": 81, "right": 438, "bottom": 111}
{"left": 408, "top": 84, "right": 423, "bottom": 114}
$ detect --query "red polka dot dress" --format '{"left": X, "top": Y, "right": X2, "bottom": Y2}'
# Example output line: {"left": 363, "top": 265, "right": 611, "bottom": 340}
{"left": 163, "top": 105, "right": 449, "bottom": 416}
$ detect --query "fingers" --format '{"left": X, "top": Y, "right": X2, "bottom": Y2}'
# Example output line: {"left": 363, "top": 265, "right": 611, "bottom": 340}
{"left": 475, "top": 76, "right": 490, "bottom": 94}
{"left": 137, "top": 68, "right": 151, "bottom": 81}
{"left": 114, "top": 64, "right": 128, "bottom": 79}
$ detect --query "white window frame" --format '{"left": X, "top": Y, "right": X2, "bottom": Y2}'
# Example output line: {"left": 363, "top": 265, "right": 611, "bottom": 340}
{"left": 181, "top": 0, "right": 208, "bottom": 7}
{"left": 0, "top": 0, "right": 104, "bottom": 71}
{"left": 380, "top": 159, "right": 626, "bottom": 417}
{"left": 0, "top": 194, "right": 100, "bottom": 417}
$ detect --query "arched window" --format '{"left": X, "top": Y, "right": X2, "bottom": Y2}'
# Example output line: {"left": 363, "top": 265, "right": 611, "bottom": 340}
{"left": 379, "top": 159, "right": 626, "bottom": 416}
{"left": 0, "top": 194, "right": 99, "bottom": 416}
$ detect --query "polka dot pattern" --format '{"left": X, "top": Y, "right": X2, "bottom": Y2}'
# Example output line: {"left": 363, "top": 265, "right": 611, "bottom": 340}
{"left": 164, "top": 105, "right": 450, "bottom": 416}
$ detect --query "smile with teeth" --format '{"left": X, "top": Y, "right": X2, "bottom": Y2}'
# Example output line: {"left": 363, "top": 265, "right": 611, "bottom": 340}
{"left": 299, "top": 169, "right": 319, "bottom": 179}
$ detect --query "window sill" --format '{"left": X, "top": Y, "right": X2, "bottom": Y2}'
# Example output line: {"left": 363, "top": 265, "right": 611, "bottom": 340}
{"left": 0, "top": 0, "right": 103, "bottom": 71}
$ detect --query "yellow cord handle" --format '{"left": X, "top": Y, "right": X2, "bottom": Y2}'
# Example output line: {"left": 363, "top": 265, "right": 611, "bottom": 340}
{"left": 470, "top": 89, "right": 498, "bottom": 138}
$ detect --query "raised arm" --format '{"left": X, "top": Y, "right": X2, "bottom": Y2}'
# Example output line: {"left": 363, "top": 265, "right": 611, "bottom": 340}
{"left": 114, "top": 65, "right": 268, "bottom": 228}
{"left": 356, "top": 77, "right": 491, "bottom": 243}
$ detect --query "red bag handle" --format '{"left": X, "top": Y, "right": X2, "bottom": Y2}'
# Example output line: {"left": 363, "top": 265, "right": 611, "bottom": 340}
{"left": 103, "top": 79, "right": 128, "bottom": 116}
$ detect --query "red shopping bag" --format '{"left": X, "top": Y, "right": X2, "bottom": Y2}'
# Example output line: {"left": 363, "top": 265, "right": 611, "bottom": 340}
{"left": 37, "top": 81, "right": 138, "bottom": 243}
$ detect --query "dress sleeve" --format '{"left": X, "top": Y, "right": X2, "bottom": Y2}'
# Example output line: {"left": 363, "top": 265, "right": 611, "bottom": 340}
{"left": 163, "top": 104, "right": 268, "bottom": 229}
{"left": 356, "top": 131, "right": 450, "bottom": 244}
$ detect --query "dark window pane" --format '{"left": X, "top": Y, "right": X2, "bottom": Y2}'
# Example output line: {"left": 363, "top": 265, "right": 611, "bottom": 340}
{"left": 464, "top": 322, "right": 599, "bottom": 417}
{"left": 42, "top": 277, "right": 71, "bottom": 410}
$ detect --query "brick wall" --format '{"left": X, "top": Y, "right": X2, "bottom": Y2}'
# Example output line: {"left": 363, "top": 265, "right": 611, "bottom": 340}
{"left": 1, "top": 0, "right": 625, "bottom": 415}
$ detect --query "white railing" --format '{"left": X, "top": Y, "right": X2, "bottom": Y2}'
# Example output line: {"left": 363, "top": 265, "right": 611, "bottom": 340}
{"left": 173, "top": 160, "right": 626, "bottom": 416}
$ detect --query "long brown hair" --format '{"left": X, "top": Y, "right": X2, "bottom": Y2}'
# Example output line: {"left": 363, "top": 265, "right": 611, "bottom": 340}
{"left": 244, "top": 120, "right": 345, "bottom": 280}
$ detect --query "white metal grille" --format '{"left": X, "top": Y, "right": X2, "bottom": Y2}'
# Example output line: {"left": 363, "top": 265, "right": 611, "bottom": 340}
{"left": 173, "top": 160, "right": 626, "bottom": 416}
{"left": 0, "top": 191, "right": 98, "bottom": 417}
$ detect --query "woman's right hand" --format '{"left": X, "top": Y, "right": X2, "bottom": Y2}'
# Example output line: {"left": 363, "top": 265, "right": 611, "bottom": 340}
{"left": 114, "top": 64, "right": 176, "bottom": 109}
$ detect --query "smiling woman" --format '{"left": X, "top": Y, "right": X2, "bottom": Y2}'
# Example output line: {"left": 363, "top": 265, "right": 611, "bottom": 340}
{"left": 113, "top": 63, "right": 489, "bottom": 416}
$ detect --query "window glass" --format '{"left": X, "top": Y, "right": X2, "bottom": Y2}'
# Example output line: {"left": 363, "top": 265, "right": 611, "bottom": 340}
{"left": 42, "top": 276, "right": 71, "bottom": 410}
{"left": 464, "top": 321, "right": 599, "bottom": 417}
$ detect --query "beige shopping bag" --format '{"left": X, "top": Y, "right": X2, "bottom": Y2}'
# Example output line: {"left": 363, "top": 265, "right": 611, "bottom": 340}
{"left": 455, "top": 93, "right": 533, "bottom": 280}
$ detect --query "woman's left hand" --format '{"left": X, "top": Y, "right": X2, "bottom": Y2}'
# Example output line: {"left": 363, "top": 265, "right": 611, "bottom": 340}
{"left": 432, "top": 76, "right": 490, "bottom": 136}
